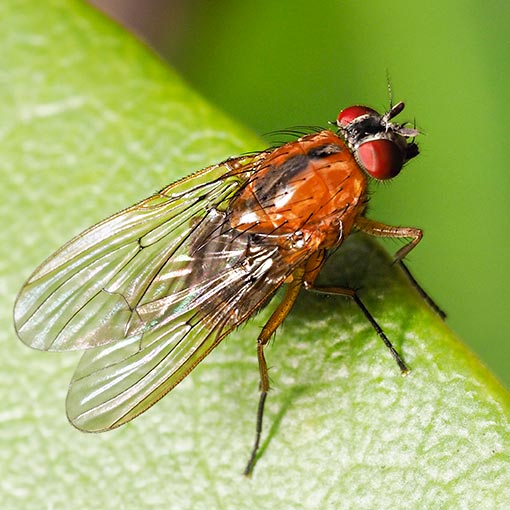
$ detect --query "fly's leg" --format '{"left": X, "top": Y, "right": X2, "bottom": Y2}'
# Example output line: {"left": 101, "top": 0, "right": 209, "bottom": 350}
{"left": 355, "top": 217, "right": 445, "bottom": 319}
{"left": 301, "top": 249, "right": 408, "bottom": 373}
{"left": 244, "top": 266, "right": 305, "bottom": 477}
{"left": 355, "top": 216, "right": 423, "bottom": 261}
{"left": 305, "top": 282, "right": 409, "bottom": 374}
{"left": 397, "top": 260, "right": 446, "bottom": 319}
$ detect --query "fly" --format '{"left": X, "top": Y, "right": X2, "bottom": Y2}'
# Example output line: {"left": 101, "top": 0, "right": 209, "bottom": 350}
{"left": 13, "top": 101, "right": 442, "bottom": 476}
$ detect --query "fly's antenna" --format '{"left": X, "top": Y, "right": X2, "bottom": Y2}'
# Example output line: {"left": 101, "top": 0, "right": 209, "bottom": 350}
{"left": 386, "top": 70, "right": 394, "bottom": 110}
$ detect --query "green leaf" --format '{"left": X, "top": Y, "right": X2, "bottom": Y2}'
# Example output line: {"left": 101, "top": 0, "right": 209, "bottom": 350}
{"left": 1, "top": 2, "right": 509, "bottom": 509}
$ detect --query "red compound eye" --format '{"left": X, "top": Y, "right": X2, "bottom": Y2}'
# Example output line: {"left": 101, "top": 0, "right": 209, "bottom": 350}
{"left": 357, "top": 138, "right": 404, "bottom": 180}
{"left": 336, "top": 105, "right": 378, "bottom": 127}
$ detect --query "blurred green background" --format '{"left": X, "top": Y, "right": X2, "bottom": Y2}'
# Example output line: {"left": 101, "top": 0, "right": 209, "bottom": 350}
{"left": 90, "top": 0, "right": 510, "bottom": 383}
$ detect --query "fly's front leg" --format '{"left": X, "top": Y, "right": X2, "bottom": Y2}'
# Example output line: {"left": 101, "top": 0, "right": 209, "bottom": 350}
{"left": 355, "top": 216, "right": 445, "bottom": 319}
{"left": 244, "top": 266, "right": 305, "bottom": 477}
{"left": 355, "top": 216, "right": 422, "bottom": 261}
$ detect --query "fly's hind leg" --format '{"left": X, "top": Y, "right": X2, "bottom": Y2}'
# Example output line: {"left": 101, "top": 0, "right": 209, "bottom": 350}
{"left": 244, "top": 266, "right": 305, "bottom": 477}
{"left": 355, "top": 217, "right": 445, "bottom": 319}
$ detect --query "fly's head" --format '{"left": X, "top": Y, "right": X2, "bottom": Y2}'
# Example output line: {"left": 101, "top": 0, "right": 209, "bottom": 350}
{"left": 336, "top": 102, "right": 419, "bottom": 180}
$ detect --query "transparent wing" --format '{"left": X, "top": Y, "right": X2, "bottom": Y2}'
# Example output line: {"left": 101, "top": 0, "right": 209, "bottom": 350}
{"left": 66, "top": 209, "right": 294, "bottom": 431}
{"left": 14, "top": 153, "right": 309, "bottom": 431}
{"left": 14, "top": 156, "right": 255, "bottom": 351}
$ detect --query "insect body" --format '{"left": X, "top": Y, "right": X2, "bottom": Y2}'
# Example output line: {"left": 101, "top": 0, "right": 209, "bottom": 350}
{"left": 14, "top": 101, "right": 427, "bottom": 475}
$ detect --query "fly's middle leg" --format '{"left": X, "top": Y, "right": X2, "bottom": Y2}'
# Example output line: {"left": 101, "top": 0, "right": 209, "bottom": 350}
{"left": 301, "top": 249, "right": 409, "bottom": 373}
